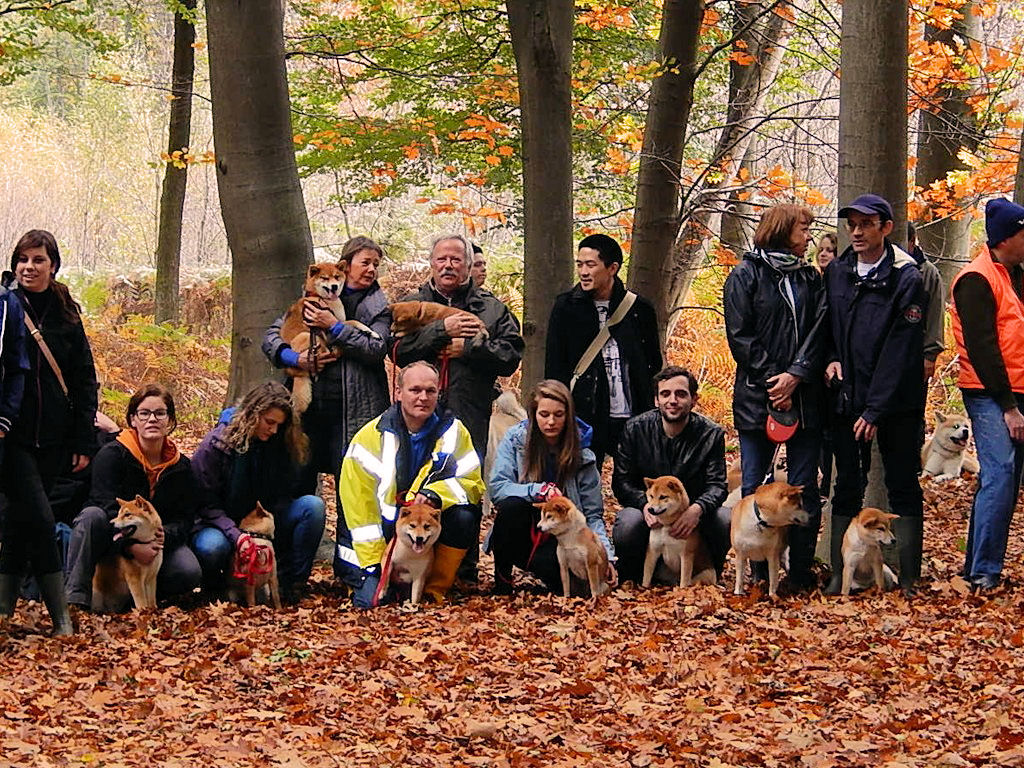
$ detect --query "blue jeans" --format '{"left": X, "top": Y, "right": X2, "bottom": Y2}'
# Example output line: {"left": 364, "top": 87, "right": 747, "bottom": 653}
{"left": 963, "top": 393, "right": 1024, "bottom": 580}
{"left": 738, "top": 428, "right": 822, "bottom": 580}
{"left": 192, "top": 495, "right": 326, "bottom": 590}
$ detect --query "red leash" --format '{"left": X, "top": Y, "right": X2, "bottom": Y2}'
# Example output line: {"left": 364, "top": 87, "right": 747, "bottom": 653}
{"left": 233, "top": 533, "right": 275, "bottom": 585}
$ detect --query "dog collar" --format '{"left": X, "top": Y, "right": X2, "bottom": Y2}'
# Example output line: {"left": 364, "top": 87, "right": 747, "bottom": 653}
{"left": 753, "top": 501, "right": 775, "bottom": 529}
{"left": 247, "top": 532, "right": 274, "bottom": 542}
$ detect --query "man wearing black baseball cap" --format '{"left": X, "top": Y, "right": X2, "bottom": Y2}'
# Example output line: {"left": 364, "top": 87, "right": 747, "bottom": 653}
{"left": 951, "top": 197, "right": 1024, "bottom": 592}
{"left": 822, "top": 193, "right": 926, "bottom": 595}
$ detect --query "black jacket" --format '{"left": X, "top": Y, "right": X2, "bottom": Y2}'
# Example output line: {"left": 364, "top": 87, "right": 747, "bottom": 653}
{"left": 612, "top": 409, "right": 727, "bottom": 517}
{"left": 88, "top": 438, "right": 198, "bottom": 552}
{"left": 723, "top": 251, "right": 827, "bottom": 431}
{"left": 824, "top": 242, "right": 926, "bottom": 422}
{"left": 546, "top": 278, "right": 662, "bottom": 453}
{"left": 3, "top": 280, "right": 98, "bottom": 455}
{"left": 392, "top": 280, "right": 523, "bottom": 460}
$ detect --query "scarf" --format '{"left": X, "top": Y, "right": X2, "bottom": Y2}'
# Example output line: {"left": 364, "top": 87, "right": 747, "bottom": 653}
{"left": 759, "top": 248, "right": 806, "bottom": 273}
{"left": 116, "top": 428, "right": 181, "bottom": 496}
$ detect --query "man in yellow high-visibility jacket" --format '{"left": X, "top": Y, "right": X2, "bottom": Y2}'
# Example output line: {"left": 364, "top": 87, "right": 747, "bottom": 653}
{"left": 334, "top": 361, "right": 484, "bottom": 607}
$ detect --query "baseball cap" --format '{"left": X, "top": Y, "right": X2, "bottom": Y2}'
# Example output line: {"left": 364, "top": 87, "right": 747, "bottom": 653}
{"left": 838, "top": 194, "right": 893, "bottom": 223}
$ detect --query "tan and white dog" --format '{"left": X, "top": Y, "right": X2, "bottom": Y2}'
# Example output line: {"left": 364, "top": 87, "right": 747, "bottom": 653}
{"left": 921, "top": 412, "right": 979, "bottom": 480}
{"left": 390, "top": 300, "right": 487, "bottom": 339}
{"left": 389, "top": 502, "right": 442, "bottom": 605}
{"left": 641, "top": 476, "right": 716, "bottom": 588}
{"left": 92, "top": 495, "right": 164, "bottom": 612}
{"left": 535, "top": 496, "right": 611, "bottom": 599}
{"left": 840, "top": 507, "right": 898, "bottom": 596}
{"left": 281, "top": 262, "right": 377, "bottom": 414}
{"left": 229, "top": 503, "right": 281, "bottom": 609}
{"left": 730, "top": 482, "right": 808, "bottom": 597}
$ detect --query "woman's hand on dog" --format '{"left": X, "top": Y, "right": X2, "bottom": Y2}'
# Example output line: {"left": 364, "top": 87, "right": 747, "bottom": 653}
{"left": 129, "top": 528, "right": 163, "bottom": 566}
{"left": 302, "top": 299, "right": 337, "bottom": 330}
{"left": 296, "top": 348, "right": 338, "bottom": 373}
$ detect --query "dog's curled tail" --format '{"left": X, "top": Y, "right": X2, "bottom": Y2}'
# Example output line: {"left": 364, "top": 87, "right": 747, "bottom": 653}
{"left": 494, "top": 390, "right": 526, "bottom": 420}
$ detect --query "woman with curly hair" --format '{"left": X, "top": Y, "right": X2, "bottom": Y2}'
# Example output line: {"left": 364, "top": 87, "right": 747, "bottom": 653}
{"left": 190, "top": 381, "right": 325, "bottom": 602}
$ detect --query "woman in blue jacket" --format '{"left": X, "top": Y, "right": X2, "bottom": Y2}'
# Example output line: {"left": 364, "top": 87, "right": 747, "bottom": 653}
{"left": 487, "top": 379, "right": 615, "bottom": 595}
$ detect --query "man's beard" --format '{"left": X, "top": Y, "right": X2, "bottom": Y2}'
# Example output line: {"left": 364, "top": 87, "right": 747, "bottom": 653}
{"left": 659, "top": 407, "right": 690, "bottom": 424}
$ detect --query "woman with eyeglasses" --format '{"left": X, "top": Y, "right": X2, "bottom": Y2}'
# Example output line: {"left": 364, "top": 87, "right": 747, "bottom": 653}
{"left": 0, "top": 230, "right": 97, "bottom": 635}
{"left": 64, "top": 383, "right": 202, "bottom": 611}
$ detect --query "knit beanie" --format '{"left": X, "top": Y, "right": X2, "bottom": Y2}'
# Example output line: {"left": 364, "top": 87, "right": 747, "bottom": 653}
{"left": 985, "top": 198, "right": 1024, "bottom": 249}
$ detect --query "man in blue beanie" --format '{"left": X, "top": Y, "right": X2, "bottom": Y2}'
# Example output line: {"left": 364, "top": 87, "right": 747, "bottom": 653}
{"left": 950, "top": 197, "right": 1024, "bottom": 592}
{"left": 823, "top": 193, "right": 927, "bottom": 595}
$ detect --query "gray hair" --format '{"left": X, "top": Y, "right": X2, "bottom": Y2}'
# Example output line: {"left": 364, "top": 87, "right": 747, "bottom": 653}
{"left": 429, "top": 233, "right": 470, "bottom": 260}
{"left": 397, "top": 360, "right": 440, "bottom": 389}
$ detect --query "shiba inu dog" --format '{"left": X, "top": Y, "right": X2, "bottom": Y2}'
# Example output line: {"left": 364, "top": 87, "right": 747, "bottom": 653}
{"left": 730, "top": 482, "right": 808, "bottom": 597}
{"left": 921, "top": 412, "right": 979, "bottom": 480}
{"left": 641, "top": 476, "right": 716, "bottom": 588}
{"left": 841, "top": 507, "right": 898, "bottom": 596}
{"left": 92, "top": 495, "right": 164, "bottom": 612}
{"left": 281, "top": 262, "right": 376, "bottom": 414}
{"left": 535, "top": 496, "right": 611, "bottom": 599}
{"left": 390, "top": 502, "right": 442, "bottom": 605}
{"left": 229, "top": 503, "right": 281, "bottom": 609}
{"left": 390, "top": 301, "right": 489, "bottom": 342}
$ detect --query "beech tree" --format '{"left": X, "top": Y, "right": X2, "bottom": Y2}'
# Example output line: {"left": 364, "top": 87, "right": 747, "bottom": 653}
{"left": 206, "top": 0, "right": 313, "bottom": 399}
{"left": 154, "top": 0, "right": 197, "bottom": 324}
{"left": 506, "top": 0, "right": 574, "bottom": 390}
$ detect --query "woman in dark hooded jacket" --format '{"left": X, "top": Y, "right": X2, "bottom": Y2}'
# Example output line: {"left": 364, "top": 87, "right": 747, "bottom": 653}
{"left": 723, "top": 204, "right": 827, "bottom": 591}
{"left": 0, "top": 230, "right": 97, "bottom": 635}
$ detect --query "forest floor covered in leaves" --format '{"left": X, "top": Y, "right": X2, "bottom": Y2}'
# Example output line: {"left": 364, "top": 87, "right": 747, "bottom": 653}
{"left": 2, "top": 473, "right": 1024, "bottom": 768}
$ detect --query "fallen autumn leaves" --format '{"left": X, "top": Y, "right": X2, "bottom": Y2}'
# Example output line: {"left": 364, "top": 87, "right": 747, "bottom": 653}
{"left": 2, "top": 475, "right": 1023, "bottom": 768}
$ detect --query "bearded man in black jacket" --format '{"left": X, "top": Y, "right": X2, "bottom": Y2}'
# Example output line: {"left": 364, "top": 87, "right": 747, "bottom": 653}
{"left": 612, "top": 366, "right": 730, "bottom": 584}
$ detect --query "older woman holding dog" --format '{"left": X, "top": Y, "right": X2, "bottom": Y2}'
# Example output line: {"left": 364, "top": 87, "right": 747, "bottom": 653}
{"left": 190, "top": 381, "right": 326, "bottom": 603}
{"left": 64, "top": 383, "right": 202, "bottom": 610}
{"left": 723, "top": 203, "right": 827, "bottom": 592}
{"left": 487, "top": 379, "right": 616, "bottom": 595}
{"left": 0, "top": 230, "right": 97, "bottom": 636}
{"left": 262, "top": 236, "right": 391, "bottom": 495}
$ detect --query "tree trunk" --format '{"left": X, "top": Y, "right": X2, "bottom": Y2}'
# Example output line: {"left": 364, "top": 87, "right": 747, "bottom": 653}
{"left": 506, "top": 0, "right": 574, "bottom": 392}
{"left": 719, "top": 1, "right": 760, "bottom": 258}
{"left": 206, "top": 0, "right": 313, "bottom": 402}
{"left": 839, "top": 0, "right": 908, "bottom": 516}
{"left": 632, "top": 0, "right": 803, "bottom": 337}
{"left": 839, "top": 0, "right": 908, "bottom": 246}
{"left": 1014, "top": 128, "right": 1024, "bottom": 205}
{"left": 154, "top": 0, "right": 196, "bottom": 325}
{"left": 914, "top": 1, "right": 979, "bottom": 286}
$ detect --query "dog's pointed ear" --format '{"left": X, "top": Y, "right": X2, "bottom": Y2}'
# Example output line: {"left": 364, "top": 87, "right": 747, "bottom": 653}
{"left": 115, "top": 497, "right": 129, "bottom": 507}
{"left": 884, "top": 512, "right": 900, "bottom": 521}
{"left": 430, "top": 508, "right": 441, "bottom": 522}
{"left": 532, "top": 502, "right": 546, "bottom": 511}
{"left": 134, "top": 494, "right": 147, "bottom": 505}
{"left": 308, "top": 264, "right": 321, "bottom": 278}
{"left": 398, "top": 506, "right": 411, "bottom": 518}
{"left": 644, "top": 477, "right": 655, "bottom": 489}
{"left": 934, "top": 411, "right": 946, "bottom": 426}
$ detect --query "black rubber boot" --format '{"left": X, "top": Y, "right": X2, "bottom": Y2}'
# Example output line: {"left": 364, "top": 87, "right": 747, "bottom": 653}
{"left": 38, "top": 572, "right": 74, "bottom": 636}
{"left": 893, "top": 516, "right": 923, "bottom": 596}
{"left": 823, "top": 515, "right": 855, "bottom": 595}
{"left": 0, "top": 572, "right": 20, "bottom": 619}
{"left": 788, "top": 512, "right": 822, "bottom": 591}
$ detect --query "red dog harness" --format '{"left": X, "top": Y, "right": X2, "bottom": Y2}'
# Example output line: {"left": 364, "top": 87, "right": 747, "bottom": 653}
{"left": 233, "top": 533, "right": 275, "bottom": 585}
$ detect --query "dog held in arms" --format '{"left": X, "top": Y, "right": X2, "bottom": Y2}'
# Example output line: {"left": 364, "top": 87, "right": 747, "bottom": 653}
{"left": 229, "top": 503, "right": 282, "bottom": 609}
{"left": 641, "top": 476, "right": 716, "bottom": 588}
{"left": 91, "top": 495, "right": 164, "bottom": 612}
{"left": 730, "top": 481, "right": 808, "bottom": 598}
{"left": 280, "top": 262, "right": 377, "bottom": 415}
{"left": 535, "top": 496, "right": 611, "bottom": 599}
{"left": 921, "top": 412, "right": 979, "bottom": 480}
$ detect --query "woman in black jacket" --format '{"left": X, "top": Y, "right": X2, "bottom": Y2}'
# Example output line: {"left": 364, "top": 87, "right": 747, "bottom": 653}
{"left": 64, "top": 383, "right": 201, "bottom": 610}
{"left": 723, "top": 205, "right": 827, "bottom": 591}
{"left": 0, "top": 230, "right": 97, "bottom": 635}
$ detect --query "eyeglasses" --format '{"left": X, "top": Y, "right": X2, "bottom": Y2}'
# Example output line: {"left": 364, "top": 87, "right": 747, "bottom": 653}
{"left": 136, "top": 409, "right": 169, "bottom": 421}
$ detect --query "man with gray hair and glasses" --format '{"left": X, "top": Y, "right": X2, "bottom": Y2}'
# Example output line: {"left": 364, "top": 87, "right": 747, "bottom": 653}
{"left": 392, "top": 234, "right": 524, "bottom": 583}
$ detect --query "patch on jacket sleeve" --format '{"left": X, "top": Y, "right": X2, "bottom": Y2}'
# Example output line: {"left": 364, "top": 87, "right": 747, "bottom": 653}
{"left": 903, "top": 304, "right": 922, "bottom": 324}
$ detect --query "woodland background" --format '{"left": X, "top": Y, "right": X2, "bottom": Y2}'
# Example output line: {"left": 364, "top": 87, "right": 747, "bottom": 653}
{"left": 3, "top": 1, "right": 1024, "bottom": 766}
